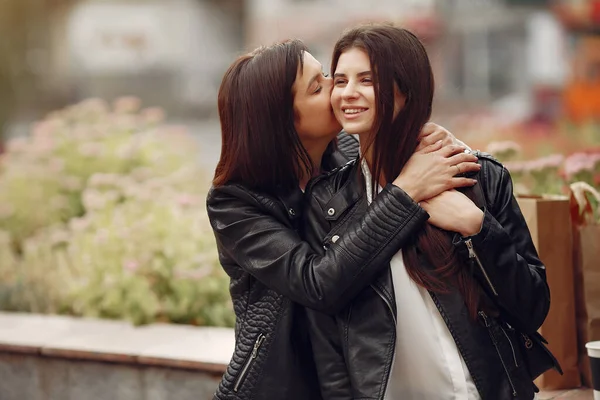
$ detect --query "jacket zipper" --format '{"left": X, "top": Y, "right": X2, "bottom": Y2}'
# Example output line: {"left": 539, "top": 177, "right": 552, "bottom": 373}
{"left": 233, "top": 333, "right": 266, "bottom": 392}
{"left": 479, "top": 311, "right": 517, "bottom": 397}
{"left": 521, "top": 333, "right": 534, "bottom": 349}
{"left": 500, "top": 325, "right": 519, "bottom": 367}
{"left": 465, "top": 239, "right": 498, "bottom": 296}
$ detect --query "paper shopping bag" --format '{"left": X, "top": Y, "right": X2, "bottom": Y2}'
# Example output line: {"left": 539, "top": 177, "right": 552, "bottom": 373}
{"left": 570, "top": 182, "right": 600, "bottom": 387}
{"left": 517, "top": 195, "right": 581, "bottom": 390}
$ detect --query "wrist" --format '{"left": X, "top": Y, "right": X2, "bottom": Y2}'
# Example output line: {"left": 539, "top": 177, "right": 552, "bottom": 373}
{"left": 460, "top": 210, "right": 484, "bottom": 237}
{"left": 393, "top": 177, "right": 422, "bottom": 203}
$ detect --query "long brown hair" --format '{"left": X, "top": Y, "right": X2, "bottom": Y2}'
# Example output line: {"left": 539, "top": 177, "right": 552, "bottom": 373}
{"left": 214, "top": 40, "right": 314, "bottom": 192}
{"left": 332, "top": 24, "right": 482, "bottom": 318}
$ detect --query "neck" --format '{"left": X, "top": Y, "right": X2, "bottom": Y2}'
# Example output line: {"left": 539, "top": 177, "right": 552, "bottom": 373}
{"left": 298, "top": 137, "right": 332, "bottom": 190}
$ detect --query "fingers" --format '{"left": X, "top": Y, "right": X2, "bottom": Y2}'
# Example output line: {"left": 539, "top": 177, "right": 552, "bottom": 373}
{"left": 438, "top": 144, "right": 469, "bottom": 158}
{"left": 417, "top": 123, "right": 452, "bottom": 151}
{"left": 453, "top": 161, "right": 481, "bottom": 176}
{"left": 418, "top": 131, "right": 452, "bottom": 151}
{"left": 448, "top": 152, "right": 478, "bottom": 165}
{"left": 417, "top": 139, "right": 443, "bottom": 154}
{"left": 418, "top": 122, "right": 439, "bottom": 138}
{"left": 448, "top": 177, "right": 478, "bottom": 190}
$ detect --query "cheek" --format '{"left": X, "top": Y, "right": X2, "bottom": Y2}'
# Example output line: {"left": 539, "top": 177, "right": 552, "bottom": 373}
{"left": 330, "top": 88, "right": 341, "bottom": 106}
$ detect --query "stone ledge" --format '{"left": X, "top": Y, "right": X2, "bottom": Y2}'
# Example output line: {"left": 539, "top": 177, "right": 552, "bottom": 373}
{"left": 0, "top": 312, "right": 234, "bottom": 375}
{"left": 1, "top": 312, "right": 593, "bottom": 399}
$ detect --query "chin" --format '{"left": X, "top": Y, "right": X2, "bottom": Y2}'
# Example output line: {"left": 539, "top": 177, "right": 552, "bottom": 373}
{"left": 341, "top": 126, "right": 367, "bottom": 136}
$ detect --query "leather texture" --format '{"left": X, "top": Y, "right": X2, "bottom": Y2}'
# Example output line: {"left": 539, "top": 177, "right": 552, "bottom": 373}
{"left": 207, "top": 132, "right": 431, "bottom": 399}
{"left": 302, "top": 152, "right": 556, "bottom": 400}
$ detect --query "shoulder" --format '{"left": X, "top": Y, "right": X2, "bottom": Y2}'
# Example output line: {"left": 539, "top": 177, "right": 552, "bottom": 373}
{"left": 207, "top": 183, "right": 277, "bottom": 215}
{"left": 469, "top": 150, "right": 504, "bottom": 169}
{"left": 469, "top": 150, "right": 512, "bottom": 212}
{"left": 336, "top": 131, "right": 359, "bottom": 160}
{"left": 467, "top": 150, "right": 508, "bottom": 181}
{"left": 207, "top": 182, "right": 257, "bottom": 204}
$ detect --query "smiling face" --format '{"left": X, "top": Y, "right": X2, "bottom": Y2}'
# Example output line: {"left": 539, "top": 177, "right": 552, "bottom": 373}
{"left": 331, "top": 47, "right": 406, "bottom": 140}
{"left": 293, "top": 51, "right": 342, "bottom": 145}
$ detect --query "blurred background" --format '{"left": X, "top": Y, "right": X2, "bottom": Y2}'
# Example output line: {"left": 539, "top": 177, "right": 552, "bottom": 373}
{"left": 0, "top": 0, "right": 599, "bottom": 328}
{"left": 1, "top": 0, "right": 599, "bottom": 162}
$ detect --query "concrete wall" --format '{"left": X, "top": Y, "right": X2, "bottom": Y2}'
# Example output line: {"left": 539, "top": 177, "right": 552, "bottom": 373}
{"left": 0, "top": 352, "right": 220, "bottom": 400}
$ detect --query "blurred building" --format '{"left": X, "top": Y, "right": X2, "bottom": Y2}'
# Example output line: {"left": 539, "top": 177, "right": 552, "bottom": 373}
{"left": 2, "top": 0, "right": 595, "bottom": 139}
{"left": 3, "top": 0, "right": 244, "bottom": 136}
{"left": 58, "top": 0, "right": 243, "bottom": 117}
{"left": 244, "top": 0, "right": 567, "bottom": 120}
{"left": 245, "top": 0, "right": 436, "bottom": 69}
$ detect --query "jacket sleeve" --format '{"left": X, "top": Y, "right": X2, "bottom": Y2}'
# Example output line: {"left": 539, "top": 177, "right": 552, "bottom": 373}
{"left": 207, "top": 183, "right": 428, "bottom": 315}
{"left": 453, "top": 160, "right": 550, "bottom": 333}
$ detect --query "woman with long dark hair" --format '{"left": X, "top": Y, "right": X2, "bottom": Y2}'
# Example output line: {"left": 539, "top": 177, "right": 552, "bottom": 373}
{"left": 303, "top": 24, "right": 559, "bottom": 400}
{"left": 207, "top": 40, "right": 480, "bottom": 399}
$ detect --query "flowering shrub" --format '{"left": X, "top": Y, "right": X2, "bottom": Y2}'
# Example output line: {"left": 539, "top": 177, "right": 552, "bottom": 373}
{"left": 0, "top": 98, "right": 234, "bottom": 327}
{"left": 486, "top": 139, "right": 600, "bottom": 197}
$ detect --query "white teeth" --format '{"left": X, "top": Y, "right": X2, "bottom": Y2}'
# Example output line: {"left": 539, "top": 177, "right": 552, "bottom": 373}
{"left": 344, "top": 108, "right": 366, "bottom": 114}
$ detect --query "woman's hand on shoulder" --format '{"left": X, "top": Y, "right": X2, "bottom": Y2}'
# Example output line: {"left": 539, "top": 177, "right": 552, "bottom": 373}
{"left": 415, "top": 122, "right": 470, "bottom": 152}
{"left": 420, "top": 189, "right": 484, "bottom": 237}
{"left": 392, "top": 140, "right": 480, "bottom": 203}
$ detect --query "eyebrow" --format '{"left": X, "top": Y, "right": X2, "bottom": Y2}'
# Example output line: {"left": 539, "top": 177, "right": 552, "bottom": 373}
{"left": 333, "top": 70, "right": 372, "bottom": 79}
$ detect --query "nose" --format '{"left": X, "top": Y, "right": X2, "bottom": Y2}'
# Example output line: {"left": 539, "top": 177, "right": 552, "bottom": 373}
{"left": 342, "top": 81, "right": 359, "bottom": 100}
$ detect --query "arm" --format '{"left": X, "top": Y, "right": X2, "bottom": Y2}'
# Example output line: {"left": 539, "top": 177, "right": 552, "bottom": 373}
{"left": 207, "top": 183, "right": 428, "bottom": 315}
{"left": 453, "top": 160, "right": 550, "bottom": 333}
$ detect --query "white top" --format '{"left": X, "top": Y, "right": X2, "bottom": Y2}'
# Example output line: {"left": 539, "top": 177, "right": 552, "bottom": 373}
{"left": 361, "top": 160, "right": 480, "bottom": 400}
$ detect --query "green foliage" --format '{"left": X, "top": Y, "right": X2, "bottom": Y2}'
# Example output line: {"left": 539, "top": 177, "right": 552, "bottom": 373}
{"left": 0, "top": 98, "right": 234, "bottom": 327}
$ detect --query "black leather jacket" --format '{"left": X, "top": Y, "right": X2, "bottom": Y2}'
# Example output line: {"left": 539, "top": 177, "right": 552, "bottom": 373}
{"left": 206, "top": 134, "right": 429, "bottom": 399}
{"left": 302, "top": 153, "right": 556, "bottom": 400}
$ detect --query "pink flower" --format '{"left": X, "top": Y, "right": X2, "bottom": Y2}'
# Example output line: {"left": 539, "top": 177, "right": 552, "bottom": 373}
{"left": 176, "top": 194, "right": 198, "bottom": 207}
{"left": 123, "top": 260, "right": 140, "bottom": 273}
{"left": 77, "top": 142, "right": 105, "bottom": 158}
{"left": 6, "top": 137, "right": 28, "bottom": 153}
{"left": 525, "top": 154, "right": 564, "bottom": 172}
{"left": 175, "top": 266, "right": 212, "bottom": 281}
{"left": 485, "top": 141, "right": 522, "bottom": 155}
{"left": 60, "top": 176, "right": 83, "bottom": 191}
{"left": 113, "top": 96, "right": 142, "bottom": 114}
{"left": 82, "top": 189, "right": 106, "bottom": 210}
{"left": 504, "top": 161, "right": 528, "bottom": 174}
{"left": 141, "top": 107, "right": 166, "bottom": 124}
{"left": 31, "top": 136, "right": 55, "bottom": 154}
{"left": 32, "top": 120, "right": 59, "bottom": 139}
{"left": 564, "top": 153, "right": 598, "bottom": 180}
{"left": 50, "top": 230, "right": 70, "bottom": 245}
{"left": 0, "top": 204, "right": 14, "bottom": 219}
{"left": 79, "top": 98, "right": 109, "bottom": 115}
{"left": 69, "top": 217, "right": 90, "bottom": 232}
{"left": 48, "top": 158, "right": 66, "bottom": 173}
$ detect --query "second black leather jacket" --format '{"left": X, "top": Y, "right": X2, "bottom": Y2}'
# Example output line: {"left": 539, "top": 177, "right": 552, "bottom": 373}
{"left": 302, "top": 153, "right": 559, "bottom": 400}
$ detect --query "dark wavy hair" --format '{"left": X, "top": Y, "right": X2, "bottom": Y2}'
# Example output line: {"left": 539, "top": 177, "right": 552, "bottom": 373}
{"left": 332, "top": 24, "right": 483, "bottom": 318}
